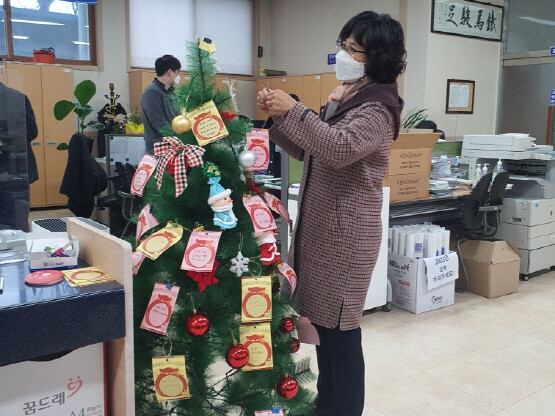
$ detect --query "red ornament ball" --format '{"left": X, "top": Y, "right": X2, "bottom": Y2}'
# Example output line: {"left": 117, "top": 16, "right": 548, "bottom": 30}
{"left": 280, "top": 317, "right": 295, "bottom": 333}
{"left": 276, "top": 374, "right": 299, "bottom": 400}
{"left": 225, "top": 343, "right": 250, "bottom": 369}
{"left": 186, "top": 311, "right": 210, "bottom": 337}
{"left": 289, "top": 337, "right": 300, "bottom": 353}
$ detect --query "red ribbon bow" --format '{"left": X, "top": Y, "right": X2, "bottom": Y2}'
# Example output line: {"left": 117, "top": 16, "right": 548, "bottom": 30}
{"left": 154, "top": 136, "right": 205, "bottom": 197}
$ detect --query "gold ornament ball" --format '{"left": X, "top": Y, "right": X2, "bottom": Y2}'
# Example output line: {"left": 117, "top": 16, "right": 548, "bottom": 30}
{"left": 172, "top": 114, "right": 191, "bottom": 134}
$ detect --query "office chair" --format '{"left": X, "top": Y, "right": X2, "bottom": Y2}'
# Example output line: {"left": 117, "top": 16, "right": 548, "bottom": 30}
{"left": 118, "top": 163, "right": 139, "bottom": 238}
{"left": 453, "top": 172, "right": 509, "bottom": 292}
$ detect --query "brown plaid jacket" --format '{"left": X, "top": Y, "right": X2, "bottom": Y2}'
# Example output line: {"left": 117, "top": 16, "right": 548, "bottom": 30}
{"left": 271, "top": 99, "right": 395, "bottom": 330}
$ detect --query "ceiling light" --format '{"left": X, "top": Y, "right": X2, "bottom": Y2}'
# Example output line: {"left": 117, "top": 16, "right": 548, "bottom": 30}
{"left": 11, "top": 19, "right": 65, "bottom": 26}
{"left": 13, "top": 36, "right": 29, "bottom": 40}
{"left": 519, "top": 16, "right": 555, "bottom": 26}
{"left": 72, "top": 41, "right": 90, "bottom": 45}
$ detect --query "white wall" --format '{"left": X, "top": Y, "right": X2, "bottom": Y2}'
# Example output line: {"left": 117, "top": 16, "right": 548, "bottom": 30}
{"left": 266, "top": 0, "right": 400, "bottom": 75}
{"left": 403, "top": 0, "right": 502, "bottom": 138}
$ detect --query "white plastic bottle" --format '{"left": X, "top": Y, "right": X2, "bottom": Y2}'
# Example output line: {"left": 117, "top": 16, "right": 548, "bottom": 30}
{"left": 476, "top": 164, "right": 482, "bottom": 180}
{"left": 482, "top": 163, "right": 489, "bottom": 176}
{"left": 493, "top": 158, "right": 503, "bottom": 179}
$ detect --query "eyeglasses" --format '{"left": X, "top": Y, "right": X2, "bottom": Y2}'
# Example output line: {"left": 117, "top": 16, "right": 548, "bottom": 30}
{"left": 336, "top": 41, "right": 365, "bottom": 55}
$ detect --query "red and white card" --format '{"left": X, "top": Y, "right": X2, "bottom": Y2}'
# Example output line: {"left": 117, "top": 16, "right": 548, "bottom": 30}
{"left": 242, "top": 195, "right": 277, "bottom": 233}
{"left": 277, "top": 262, "right": 297, "bottom": 298}
{"left": 132, "top": 251, "right": 146, "bottom": 276}
{"left": 136, "top": 203, "right": 160, "bottom": 242}
{"left": 263, "top": 192, "right": 291, "bottom": 225}
{"left": 140, "top": 282, "right": 180, "bottom": 335}
{"left": 181, "top": 229, "right": 222, "bottom": 272}
{"left": 245, "top": 129, "right": 270, "bottom": 171}
{"left": 131, "top": 154, "right": 157, "bottom": 196}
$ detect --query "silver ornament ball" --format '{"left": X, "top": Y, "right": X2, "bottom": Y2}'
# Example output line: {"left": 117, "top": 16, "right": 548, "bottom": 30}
{"left": 238, "top": 150, "right": 256, "bottom": 168}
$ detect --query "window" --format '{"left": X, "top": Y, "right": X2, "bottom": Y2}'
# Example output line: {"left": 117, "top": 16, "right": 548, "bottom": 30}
{"left": 129, "top": 0, "right": 253, "bottom": 75}
{"left": 1, "top": 0, "right": 97, "bottom": 64}
{"left": 505, "top": 0, "right": 555, "bottom": 54}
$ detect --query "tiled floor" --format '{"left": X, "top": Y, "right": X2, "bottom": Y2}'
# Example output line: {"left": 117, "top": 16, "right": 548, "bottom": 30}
{"left": 294, "top": 272, "right": 555, "bottom": 416}
{"left": 26, "top": 209, "right": 555, "bottom": 415}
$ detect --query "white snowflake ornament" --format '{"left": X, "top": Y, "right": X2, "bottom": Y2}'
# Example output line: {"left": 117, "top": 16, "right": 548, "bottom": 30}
{"left": 230, "top": 251, "right": 250, "bottom": 277}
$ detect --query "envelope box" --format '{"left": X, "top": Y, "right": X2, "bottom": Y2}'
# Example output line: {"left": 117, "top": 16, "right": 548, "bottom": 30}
{"left": 388, "top": 251, "right": 458, "bottom": 314}
{"left": 27, "top": 232, "right": 79, "bottom": 271}
{"left": 457, "top": 240, "right": 520, "bottom": 298}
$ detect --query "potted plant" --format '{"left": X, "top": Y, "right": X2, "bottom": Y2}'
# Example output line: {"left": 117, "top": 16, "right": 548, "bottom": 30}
{"left": 54, "top": 79, "right": 105, "bottom": 135}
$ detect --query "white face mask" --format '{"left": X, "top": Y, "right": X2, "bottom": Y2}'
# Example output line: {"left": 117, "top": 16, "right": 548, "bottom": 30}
{"left": 173, "top": 74, "right": 181, "bottom": 86}
{"left": 335, "top": 50, "right": 365, "bottom": 82}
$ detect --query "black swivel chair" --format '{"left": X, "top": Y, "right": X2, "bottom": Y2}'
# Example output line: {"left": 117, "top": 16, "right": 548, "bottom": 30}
{"left": 453, "top": 171, "right": 510, "bottom": 292}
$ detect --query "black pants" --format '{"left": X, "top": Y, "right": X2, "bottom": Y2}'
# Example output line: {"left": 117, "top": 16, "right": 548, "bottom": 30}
{"left": 313, "top": 324, "right": 365, "bottom": 416}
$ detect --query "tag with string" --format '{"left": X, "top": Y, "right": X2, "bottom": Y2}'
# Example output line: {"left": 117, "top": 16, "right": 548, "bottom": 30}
{"left": 277, "top": 263, "right": 297, "bottom": 299}
{"left": 199, "top": 36, "right": 216, "bottom": 54}
{"left": 241, "top": 275, "right": 272, "bottom": 323}
{"left": 263, "top": 192, "right": 291, "bottom": 225}
{"left": 239, "top": 323, "right": 273, "bottom": 371}
{"left": 152, "top": 338, "right": 190, "bottom": 402}
{"left": 132, "top": 251, "right": 146, "bottom": 276}
{"left": 136, "top": 222, "right": 183, "bottom": 260}
{"left": 140, "top": 282, "right": 180, "bottom": 335}
{"left": 245, "top": 129, "right": 270, "bottom": 171}
{"left": 131, "top": 154, "right": 157, "bottom": 197}
{"left": 242, "top": 195, "right": 277, "bottom": 233}
{"left": 180, "top": 228, "right": 222, "bottom": 272}
{"left": 136, "top": 203, "right": 160, "bottom": 242}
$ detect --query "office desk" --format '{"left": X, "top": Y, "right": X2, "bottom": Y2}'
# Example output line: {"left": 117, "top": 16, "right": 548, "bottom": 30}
{"left": 389, "top": 194, "right": 468, "bottom": 227}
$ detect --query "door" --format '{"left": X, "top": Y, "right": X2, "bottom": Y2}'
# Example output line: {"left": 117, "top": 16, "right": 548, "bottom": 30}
{"left": 6, "top": 63, "right": 46, "bottom": 206}
{"left": 41, "top": 65, "right": 73, "bottom": 206}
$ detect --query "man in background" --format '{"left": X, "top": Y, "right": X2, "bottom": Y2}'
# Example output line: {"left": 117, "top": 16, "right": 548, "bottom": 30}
{"left": 141, "top": 54, "right": 181, "bottom": 153}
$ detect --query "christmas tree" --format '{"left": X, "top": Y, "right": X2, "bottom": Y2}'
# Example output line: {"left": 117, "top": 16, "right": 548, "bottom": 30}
{"left": 132, "top": 40, "right": 315, "bottom": 416}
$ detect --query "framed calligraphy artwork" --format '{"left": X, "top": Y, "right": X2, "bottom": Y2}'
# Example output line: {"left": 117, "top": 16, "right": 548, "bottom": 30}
{"left": 432, "top": 0, "right": 504, "bottom": 41}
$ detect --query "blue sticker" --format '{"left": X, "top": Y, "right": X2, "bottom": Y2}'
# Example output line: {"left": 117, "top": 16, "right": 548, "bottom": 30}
{"left": 551, "top": 89, "right": 555, "bottom": 105}
{"left": 550, "top": 46, "right": 555, "bottom": 55}
{"left": 327, "top": 53, "right": 336, "bottom": 65}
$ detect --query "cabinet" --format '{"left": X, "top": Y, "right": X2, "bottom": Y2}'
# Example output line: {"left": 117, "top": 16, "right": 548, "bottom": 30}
{"left": 4, "top": 62, "right": 73, "bottom": 207}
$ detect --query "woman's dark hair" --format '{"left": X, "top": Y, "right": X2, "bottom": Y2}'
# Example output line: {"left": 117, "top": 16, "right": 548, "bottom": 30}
{"left": 339, "top": 11, "right": 406, "bottom": 83}
{"left": 155, "top": 55, "right": 182, "bottom": 76}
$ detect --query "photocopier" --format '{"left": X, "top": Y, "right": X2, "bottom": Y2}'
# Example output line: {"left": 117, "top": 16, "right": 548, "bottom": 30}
{"left": 461, "top": 133, "right": 555, "bottom": 279}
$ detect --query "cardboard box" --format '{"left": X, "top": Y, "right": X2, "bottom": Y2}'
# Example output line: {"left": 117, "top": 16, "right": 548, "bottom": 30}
{"left": 388, "top": 251, "right": 458, "bottom": 314}
{"left": 458, "top": 240, "right": 520, "bottom": 298}
{"left": 384, "top": 132, "right": 441, "bottom": 202}
{"left": 27, "top": 232, "right": 79, "bottom": 271}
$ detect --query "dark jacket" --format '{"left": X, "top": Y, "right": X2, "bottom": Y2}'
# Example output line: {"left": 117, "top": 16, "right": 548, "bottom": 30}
{"left": 141, "top": 79, "right": 176, "bottom": 153}
{"left": 60, "top": 133, "right": 107, "bottom": 218}
{"left": 0, "top": 82, "right": 39, "bottom": 184}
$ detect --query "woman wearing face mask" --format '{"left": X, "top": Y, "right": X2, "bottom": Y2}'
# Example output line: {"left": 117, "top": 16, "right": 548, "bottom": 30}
{"left": 257, "top": 11, "right": 405, "bottom": 416}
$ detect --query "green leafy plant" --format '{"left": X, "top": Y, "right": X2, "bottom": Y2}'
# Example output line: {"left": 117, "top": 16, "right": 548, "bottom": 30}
{"left": 53, "top": 79, "right": 105, "bottom": 134}
{"left": 402, "top": 107, "right": 429, "bottom": 129}
{"left": 128, "top": 103, "right": 142, "bottom": 124}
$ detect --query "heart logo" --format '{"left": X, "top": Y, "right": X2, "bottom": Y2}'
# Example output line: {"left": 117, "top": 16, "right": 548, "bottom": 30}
{"left": 67, "top": 376, "right": 83, "bottom": 398}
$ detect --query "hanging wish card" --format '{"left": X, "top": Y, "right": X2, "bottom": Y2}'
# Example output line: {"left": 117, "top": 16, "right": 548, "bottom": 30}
{"left": 199, "top": 37, "right": 216, "bottom": 54}
{"left": 245, "top": 129, "right": 270, "bottom": 171}
{"left": 181, "top": 229, "right": 222, "bottom": 272}
{"left": 136, "top": 203, "right": 160, "bottom": 242}
{"left": 240, "top": 323, "right": 273, "bottom": 371}
{"left": 136, "top": 222, "right": 183, "bottom": 260}
{"left": 263, "top": 192, "right": 291, "bottom": 225}
{"left": 131, "top": 154, "right": 157, "bottom": 196}
{"left": 140, "top": 282, "right": 180, "bottom": 335}
{"left": 132, "top": 251, "right": 146, "bottom": 276}
{"left": 152, "top": 355, "right": 190, "bottom": 402}
{"left": 241, "top": 276, "right": 272, "bottom": 323}
{"left": 185, "top": 100, "right": 229, "bottom": 146}
{"left": 242, "top": 195, "right": 277, "bottom": 233}
{"left": 277, "top": 263, "right": 297, "bottom": 299}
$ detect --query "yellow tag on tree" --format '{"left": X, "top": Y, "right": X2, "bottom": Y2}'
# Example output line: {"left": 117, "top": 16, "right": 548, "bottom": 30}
{"left": 136, "top": 222, "right": 183, "bottom": 260}
{"left": 186, "top": 100, "right": 229, "bottom": 146}
{"left": 241, "top": 276, "right": 272, "bottom": 323}
{"left": 152, "top": 355, "right": 190, "bottom": 402}
{"left": 240, "top": 323, "right": 273, "bottom": 371}
{"left": 199, "top": 37, "right": 216, "bottom": 54}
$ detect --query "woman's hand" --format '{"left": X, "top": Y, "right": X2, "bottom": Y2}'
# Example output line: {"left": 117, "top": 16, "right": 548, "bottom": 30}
{"left": 266, "top": 89, "right": 297, "bottom": 117}
{"left": 257, "top": 88, "right": 270, "bottom": 114}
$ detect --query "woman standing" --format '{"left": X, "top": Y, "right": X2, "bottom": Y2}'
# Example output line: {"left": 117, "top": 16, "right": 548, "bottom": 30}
{"left": 257, "top": 11, "right": 406, "bottom": 416}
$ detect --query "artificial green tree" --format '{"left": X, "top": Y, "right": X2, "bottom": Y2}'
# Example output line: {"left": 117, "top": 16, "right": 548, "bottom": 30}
{"left": 133, "top": 40, "right": 315, "bottom": 416}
